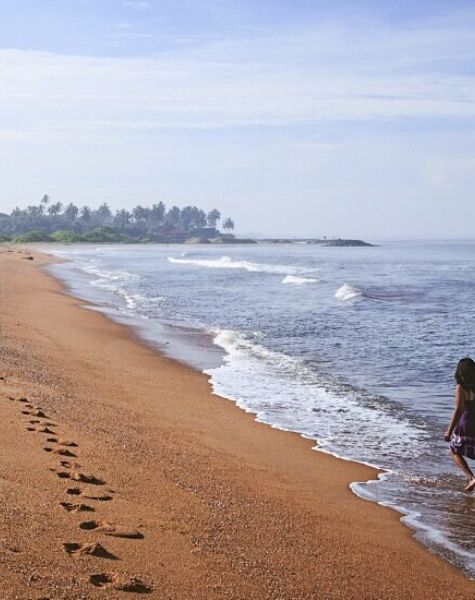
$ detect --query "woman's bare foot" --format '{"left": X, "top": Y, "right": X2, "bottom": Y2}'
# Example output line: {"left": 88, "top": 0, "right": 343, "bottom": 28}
{"left": 464, "top": 478, "right": 475, "bottom": 492}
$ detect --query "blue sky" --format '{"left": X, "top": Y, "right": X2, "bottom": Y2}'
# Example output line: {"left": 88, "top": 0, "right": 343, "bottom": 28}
{"left": 0, "top": 0, "right": 474, "bottom": 238}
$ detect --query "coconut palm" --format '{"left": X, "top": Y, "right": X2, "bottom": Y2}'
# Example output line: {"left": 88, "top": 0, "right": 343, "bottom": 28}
{"left": 47, "top": 202, "right": 63, "bottom": 216}
{"left": 64, "top": 203, "right": 79, "bottom": 222}
{"left": 207, "top": 209, "right": 221, "bottom": 228}
{"left": 223, "top": 218, "right": 234, "bottom": 231}
{"left": 114, "top": 209, "right": 131, "bottom": 229}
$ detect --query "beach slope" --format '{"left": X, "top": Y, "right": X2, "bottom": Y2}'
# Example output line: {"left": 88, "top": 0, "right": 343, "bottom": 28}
{"left": 0, "top": 249, "right": 473, "bottom": 599}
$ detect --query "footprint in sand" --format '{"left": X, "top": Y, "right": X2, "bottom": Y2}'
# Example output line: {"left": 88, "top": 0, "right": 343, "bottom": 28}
{"left": 57, "top": 439, "right": 78, "bottom": 447}
{"left": 66, "top": 487, "right": 113, "bottom": 501}
{"left": 79, "top": 519, "right": 113, "bottom": 531}
{"left": 59, "top": 460, "right": 81, "bottom": 470}
{"left": 55, "top": 449, "right": 77, "bottom": 457}
{"left": 79, "top": 520, "right": 144, "bottom": 539}
{"left": 84, "top": 493, "right": 114, "bottom": 502}
{"left": 60, "top": 502, "right": 95, "bottom": 513}
{"left": 89, "top": 573, "right": 152, "bottom": 593}
{"left": 57, "top": 470, "right": 105, "bottom": 485}
{"left": 72, "top": 471, "right": 105, "bottom": 485}
{"left": 43, "top": 447, "right": 77, "bottom": 457}
{"left": 32, "top": 410, "right": 48, "bottom": 418}
{"left": 64, "top": 542, "right": 117, "bottom": 560}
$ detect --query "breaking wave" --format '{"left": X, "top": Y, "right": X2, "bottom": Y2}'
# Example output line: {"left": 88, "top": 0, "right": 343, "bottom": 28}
{"left": 334, "top": 283, "right": 365, "bottom": 301}
{"left": 207, "top": 329, "right": 427, "bottom": 465}
{"left": 282, "top": 275, "right": 317, "bottom": 285}
{"left": 168, "top": 255, "right": 315, "bottom": 276}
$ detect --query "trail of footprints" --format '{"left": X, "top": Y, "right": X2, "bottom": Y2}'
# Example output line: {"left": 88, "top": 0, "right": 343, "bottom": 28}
{"left": 8, "top": 394, "right": 153, "bottom": 595}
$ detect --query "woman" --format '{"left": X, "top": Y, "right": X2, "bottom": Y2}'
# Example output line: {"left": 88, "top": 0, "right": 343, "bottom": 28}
{"left": 445, "top": 357, "right": 475, "bottom": 492}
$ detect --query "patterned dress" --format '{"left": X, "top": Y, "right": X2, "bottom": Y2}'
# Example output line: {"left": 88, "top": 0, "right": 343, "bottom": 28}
{"left": 450, "top": 389, "right": 475, "bottom": 459}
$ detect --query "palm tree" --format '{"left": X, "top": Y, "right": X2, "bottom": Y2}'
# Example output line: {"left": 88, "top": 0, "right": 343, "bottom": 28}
{"left": 64, "top": 203, "right": 79, "bottom": 222}
{"left": 196, "top": 209, "right": 207, "bottom": 228}
{"left": 27, "top": 205, "right": 41, "bottom": 217}
{"left": 223, "top": 218, "right": 234, "bottom": 231}
{"left": 79, "top": 206, "right": 92, "bottom": 224}
{"left": 96, "top": 203, "right": 112, "bottom": 225}
{"left": 165, "top": 206, "right": 182, "bottom": 230}
{"left": 207, "top": 209, "right": 221, "bottom": 229}
{"left": 150, "top": 202, "right": 166, "bottom": 226}
{"left": 0, "top": 197, "right": 236, "bottom": 242}
{"left": 11, "top": 207, "right": 23, "bottom": 218}
{"left": 47, "top": 201, "right": 63, "bottom": 216}
{"left": 39, "top": 194, "right": 50, "bottom": 215}
{"left": 132, "top": 205, "right": 148, "bottom": 224}
{"left": 181, "top": 206, "right": 198, "bottom": 231}
{"left": 24, "top": 205, "right": 42, "bottom": 229}
{"left": 114, "top": 209, "right": 131, "bottom": 229}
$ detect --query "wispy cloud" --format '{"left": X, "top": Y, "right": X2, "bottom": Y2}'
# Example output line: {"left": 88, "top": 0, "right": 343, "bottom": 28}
{"left": 119, "top": 0, "right": 151, "bottom": 9}
{"left": 1, "top": 16, "right": 475, "bottom": 144}
{"left": 1, "top": 9, "right": 475, "bottom": 236}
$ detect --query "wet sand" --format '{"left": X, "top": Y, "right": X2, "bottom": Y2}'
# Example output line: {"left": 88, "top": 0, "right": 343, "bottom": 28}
{"left": 0, "top": 247, "right": 474, "bottom": 599}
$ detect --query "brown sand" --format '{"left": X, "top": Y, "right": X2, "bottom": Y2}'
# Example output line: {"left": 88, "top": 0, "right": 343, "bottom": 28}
{"left": 0, "top": 247, "right": 473, "bottom": 599}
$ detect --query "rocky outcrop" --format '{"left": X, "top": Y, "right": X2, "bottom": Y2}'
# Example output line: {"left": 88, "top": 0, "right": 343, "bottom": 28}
{"left": 264, "top": 238, "right": 374, "bottom": 246}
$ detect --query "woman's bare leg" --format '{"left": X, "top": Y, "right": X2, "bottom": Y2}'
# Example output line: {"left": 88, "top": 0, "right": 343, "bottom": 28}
{"left": 451, "top": 453, "right": 475, "bottom": 491}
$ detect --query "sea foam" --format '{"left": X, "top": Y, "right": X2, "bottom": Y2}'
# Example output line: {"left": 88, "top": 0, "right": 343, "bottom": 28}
{"left": 207, "top": 328, "right": 426, "bottom": 464}
{"left": 334, "top": 283, "right": 364, "bottom": 301}
{"left": 168, "top": 255, "right": 314, "bottom": 276}
{"left": 47, "top": 242, "right": 475, "bottom": 578}
{"left": 281, "top": 275, "right": 317, "bottom": 285}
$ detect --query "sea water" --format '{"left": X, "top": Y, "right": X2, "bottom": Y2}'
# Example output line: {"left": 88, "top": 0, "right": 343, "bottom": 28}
{"left": 45, "top": 241, "right": 475, "bottom": 576}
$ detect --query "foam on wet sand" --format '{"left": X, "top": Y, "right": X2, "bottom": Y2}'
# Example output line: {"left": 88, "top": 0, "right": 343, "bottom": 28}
{"left": 0, "top": 247, "right": 473, "bottom": 598}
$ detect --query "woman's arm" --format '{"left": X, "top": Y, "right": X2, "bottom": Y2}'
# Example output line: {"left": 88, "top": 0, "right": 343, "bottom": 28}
{"left": 444, "top": 385, "right": 464, "bottom": 441}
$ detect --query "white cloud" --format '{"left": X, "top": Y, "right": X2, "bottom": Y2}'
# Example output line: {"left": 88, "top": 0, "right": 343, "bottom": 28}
{"left": 0, "top": 18, "right": 475, "bottom": 145}
{"left": 119, "top": 0, "right": 151, "bottom": 9}
{"left": 1, "top": 15, "right": 475, "bottom": 236}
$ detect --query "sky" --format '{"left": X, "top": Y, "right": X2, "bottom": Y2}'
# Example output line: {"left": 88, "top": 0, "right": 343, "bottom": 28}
{"left": 0, "top": 1, "right": 475, "bottom": 239}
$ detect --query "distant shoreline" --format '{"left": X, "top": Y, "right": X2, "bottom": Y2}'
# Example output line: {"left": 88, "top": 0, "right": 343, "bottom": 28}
{"left": 2, "top": 235, "right": 374, "bottom": 247}
{"left": 1, "top": 199, "right": 374, "bottom": 246}
{"left": 260, "top": 238, "right": 374, "bottom": 246}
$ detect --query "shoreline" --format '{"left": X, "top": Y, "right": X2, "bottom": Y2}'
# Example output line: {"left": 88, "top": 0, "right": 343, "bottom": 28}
{"left": 0, "top": 247, "right": 474, "bottom": 598}
{"left": 46, "top": 251, "right": 393, "bottom": 499}
{"left": 46, "top": 245, "right": 463, "bottom": 572}
{"left": 46, "top": 257, "right": 226, "bottom": 373}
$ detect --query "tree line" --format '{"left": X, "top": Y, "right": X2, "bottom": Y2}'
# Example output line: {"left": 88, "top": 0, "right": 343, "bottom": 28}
{"left": 0, "top": 195, "right": 235, "bottom": 243}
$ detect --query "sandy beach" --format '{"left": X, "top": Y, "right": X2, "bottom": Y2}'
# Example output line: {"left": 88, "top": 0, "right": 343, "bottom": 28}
{"left": 0, "top": 248, "right": 473, "bottom": 599}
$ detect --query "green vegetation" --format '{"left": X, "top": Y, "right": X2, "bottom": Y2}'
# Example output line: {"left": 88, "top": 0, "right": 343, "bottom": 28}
{"left": 50, "top": 230, "right": 83, "bottom": 243}
{"left": 12, "top": 230, "right": 53, "bottom": 243}
{"left": 0, "top": 196, "right": 236, "bottom": 244}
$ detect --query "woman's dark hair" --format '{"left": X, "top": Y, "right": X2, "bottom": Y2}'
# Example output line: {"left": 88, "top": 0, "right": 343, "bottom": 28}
{"left": 455, "top": 357, "right": 475, "bottom": 393}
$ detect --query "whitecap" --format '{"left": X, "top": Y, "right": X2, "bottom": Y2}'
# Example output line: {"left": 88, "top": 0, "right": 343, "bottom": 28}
{"left": 168, "top": 255, "right": 314, "bottom": 276}
{"left": 334, "top": 283, "right": 364, "bottom": 301}
{"left": 282, "top": 275, "right": 317, "bottom": 285}
{"left": 208, "top": 329, "right": 426, "bottom": 461}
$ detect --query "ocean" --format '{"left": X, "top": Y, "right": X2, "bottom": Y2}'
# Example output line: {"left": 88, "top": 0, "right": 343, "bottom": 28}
{"left": 46, "top": 240, "right": 475, "bottom": 577}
